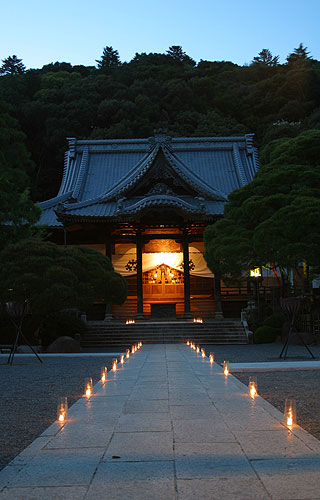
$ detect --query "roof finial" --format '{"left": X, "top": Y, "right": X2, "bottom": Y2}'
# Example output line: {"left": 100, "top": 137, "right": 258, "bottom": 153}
{"left": 150, "top": 129, "right": 171, "bottom": 144}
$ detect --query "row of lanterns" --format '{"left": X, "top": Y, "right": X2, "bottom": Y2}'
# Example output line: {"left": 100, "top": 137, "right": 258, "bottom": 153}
{"left": 57, "top": 341, "right": 143, "bottom": 423}
{"left": 186, "top": 340, "right": 296, "bottom": 428}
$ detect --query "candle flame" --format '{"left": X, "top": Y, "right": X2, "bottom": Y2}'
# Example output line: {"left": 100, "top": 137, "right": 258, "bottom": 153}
{"left": 209, "top": 354, "right": 214, "bottom": 364}
{"left": 250, "top": 386, "right": 257, "bottom": 398}
{"left": 58, "top": 412, "right": 65, "bottom": 422}
{"left": 287, "top": 410, "right": 293, "bottom": 426}
{"left": 201, "top": 350, "right": 206, "bottom": 358}
{"left": 86, "top": 387, "right": 91, "bottom": 397}
{"left": 120, "top": 355, "right": 125, "bottom": 364}
{"left": 112, "top": 361, "right": 117, "bottom": 372}
{"left": 101, "top": 374, "right": 106, "bottom": 383}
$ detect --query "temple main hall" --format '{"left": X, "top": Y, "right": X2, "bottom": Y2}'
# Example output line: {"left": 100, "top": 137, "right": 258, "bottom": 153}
{"left": 39, "top": 133, "right": 259, "bottom": 320}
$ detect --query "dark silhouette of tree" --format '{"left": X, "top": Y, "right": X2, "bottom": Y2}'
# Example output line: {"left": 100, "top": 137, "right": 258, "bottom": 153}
{"left": 0, "top": 55, "right": 26, "bottom": 75}
{"left": 286, "top": 43, "right": 311, "bottom": 65}
{"left": 251, "top": 49, "right": 279, "bottom": 67}
{"left": 166, "top": 46, "right": 196, "bottom": 65}
{"left": 0, "top": 99, "right": 40, "bottom": 248}
{"left": 96, "top": 46, "right": 121, "bottom": 69}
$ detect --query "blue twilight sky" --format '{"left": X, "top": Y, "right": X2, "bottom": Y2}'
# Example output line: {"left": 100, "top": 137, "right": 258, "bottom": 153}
{"left": 1, "top": 0, "right": 319, "bottom": 69}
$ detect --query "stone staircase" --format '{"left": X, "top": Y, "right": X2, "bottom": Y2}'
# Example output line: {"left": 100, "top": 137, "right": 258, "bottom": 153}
{"left": 81, "top": 320, "right": 248, "bottom": 347}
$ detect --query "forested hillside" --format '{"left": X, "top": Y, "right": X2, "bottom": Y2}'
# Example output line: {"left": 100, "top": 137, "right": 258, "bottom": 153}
{"left": 1, "top": 44, "right": 319, "bottom": 202}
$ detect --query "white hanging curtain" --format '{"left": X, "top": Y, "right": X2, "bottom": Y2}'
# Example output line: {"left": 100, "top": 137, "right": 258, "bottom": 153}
{"left": 112, "top": 246, "right": 214, "bottom": 278}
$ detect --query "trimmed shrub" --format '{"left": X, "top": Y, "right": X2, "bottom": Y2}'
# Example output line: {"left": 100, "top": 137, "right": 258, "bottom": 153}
{"left": 254, "top": 325, "right": 278, "bottom": 344}
{"left": 41, "top": 313, "right": 87, "bottom": 347}
{"left": 263, "top": 314, "right": 285, "bottom": 330}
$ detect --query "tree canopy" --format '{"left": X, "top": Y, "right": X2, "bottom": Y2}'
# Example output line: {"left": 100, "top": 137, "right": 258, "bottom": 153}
{"left": 251, "top": 49, "right": 279, "bottom": 67}
{"left": 96, "top": 46, "right": 121, "bottom": 69}
{"left": 204, "top": 130, "right": 320, "bottom": 283}
{"left": 0, "top": 98, "right": 41, "bottom": 249}
{"left": 0, "top": 240, "right": 127, "bottom": 317}
{"left": 0, "top": 55, "right": 26, "bottom": 75}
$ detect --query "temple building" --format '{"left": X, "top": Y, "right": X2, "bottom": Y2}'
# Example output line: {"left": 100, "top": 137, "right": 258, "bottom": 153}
{"left": 39, "top": 133, "right": 259, "bottom": 320}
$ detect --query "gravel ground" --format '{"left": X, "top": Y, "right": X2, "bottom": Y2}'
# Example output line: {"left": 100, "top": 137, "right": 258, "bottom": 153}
{"left": 1, "top": 343, "right": 319, "bottom": 472}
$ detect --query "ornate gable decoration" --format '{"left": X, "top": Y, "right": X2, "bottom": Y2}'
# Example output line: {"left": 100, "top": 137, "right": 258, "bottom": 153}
{"left": 148, "top": 183, "right": 174, "bottom": 196}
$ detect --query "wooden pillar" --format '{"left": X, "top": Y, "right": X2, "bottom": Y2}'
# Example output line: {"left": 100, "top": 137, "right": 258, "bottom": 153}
{"left": 183, "top": 232, "right": 191, "bottom": 318}
{"left": 214, "top": 272, "right": 224, "bottom": 320}
{"left": 104, "top": 235, "right": 113, "bottom": 321}
{"left": 136, "top": 232, "right": 144, "bottom": 319}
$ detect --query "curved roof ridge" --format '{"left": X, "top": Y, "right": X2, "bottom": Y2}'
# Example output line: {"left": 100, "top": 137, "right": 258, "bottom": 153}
{"left": 38, "top": 192, "right": 73, "bottom": 209}
{"left": 73, "top": 146, "right": 89, "bottom": 200}
{"left": 161, "top": 146, "right": 228, "bottom": 201}
{"left": 124, "top": 195, "right": 202, "bottom": 215}
{"left": 232, "top": 143, "right": 247, "bottom": 187}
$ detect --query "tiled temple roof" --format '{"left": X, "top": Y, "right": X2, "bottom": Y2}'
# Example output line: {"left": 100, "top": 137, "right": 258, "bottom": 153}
{"left": 38, "top": 134, "right": 259, "bottom": 227}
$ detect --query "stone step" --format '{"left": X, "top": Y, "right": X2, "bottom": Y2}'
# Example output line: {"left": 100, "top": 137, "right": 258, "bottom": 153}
{"left": 81, "top": 320, "right": 248, "bottom": 346}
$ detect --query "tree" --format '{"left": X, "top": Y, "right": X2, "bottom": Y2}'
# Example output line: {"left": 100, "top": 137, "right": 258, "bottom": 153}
{"left": 0, "top": 240, "right": 127, "bottom": 319}
{"left": 0, "top": 55, "right": 26, "bottom": 75}
{"left": 96, "top": 46, "right": 121, "bottom": 69}
{"left": 204, "top": 130, "right": 320, "bottom": 292}
{"left": 286, "top": 43, "right": 311, "bottom": 65}
{"left": 0, "top": 99, "right": 40, "bottom": 249}
{"left": 166, "top": 46, "right": 196, "bottom": 66}
{"left": 251, "top": 49, "right": 279, "bottom": 67}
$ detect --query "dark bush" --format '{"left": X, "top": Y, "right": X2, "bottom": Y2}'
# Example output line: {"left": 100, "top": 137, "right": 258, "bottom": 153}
{"left": 263, "top": 313, "right": 285, "bottom": 330}
{"left": 0, "top": 315, "right": 15, "bottom": 344}
{"left": 254, "top": 325, "right": 278, "bottom": 344}
{"left": 41, "top": 313, "right": 87, "bottom": 347}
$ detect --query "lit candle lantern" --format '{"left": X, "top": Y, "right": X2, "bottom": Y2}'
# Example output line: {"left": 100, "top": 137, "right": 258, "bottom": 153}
{"left": 120, "top": 354, "right": 125, "bottom": 364}
{"left": 223, "top": 361, "right": 229, "bottom": 376}
{"left": 248, "top": 376, "right": 258, "bottom": 399}
{"left": 126, "top": 348, "right": 130, "bottom": 359}
{"left": 196, "top": 346, "right": 200, "bottom": 353}
{"left": 57, "top": 397, "right": 68, "bottom": 423}
{"left": 101, "top": 367, "right": 107, "bottom": 384}
{"left": 112, "top": 359, "right": 118, "bottom": 372}
{"left": 85, "top": 377, "right": 93, "bottom": 398}
{"left": 201, "top": 348, "right": 206, "bottom": 358}
{"left": 284, "top": 397, "right": 296, "bottom": 427}
{"left": 131, "top": 345, "right": 135, "bottom": 354}
{"left": 187, "top": 340, "right": 190, "bottom": 346}
{"left": 209, "top": 352, "right": 214, "bottom": 364}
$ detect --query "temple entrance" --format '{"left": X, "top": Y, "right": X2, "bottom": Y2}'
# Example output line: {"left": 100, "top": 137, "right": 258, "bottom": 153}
{"left": 143, "top": 264, "right": 184, "bottom": 317}
{"left": 143, "top": 264, "right": 184, "bottom": 298}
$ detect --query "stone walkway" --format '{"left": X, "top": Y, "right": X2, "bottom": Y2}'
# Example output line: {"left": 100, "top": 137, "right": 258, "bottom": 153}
{"left": 1, "top": 344, "right": 320, "bottom": 499}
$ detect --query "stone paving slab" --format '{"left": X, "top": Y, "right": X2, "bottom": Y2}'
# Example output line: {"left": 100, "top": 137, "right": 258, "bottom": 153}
{"left": 1, "top": 344, "right": 320, "bottom": 499}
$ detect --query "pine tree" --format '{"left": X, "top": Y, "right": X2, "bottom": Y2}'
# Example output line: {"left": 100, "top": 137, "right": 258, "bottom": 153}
{"left": 0, "top": 55, "right": 26, "bottom": 75}
{"left": 96, "top": 46, "right": 121, "bottom": 69}
{"left": 286, "top": 43, "right": 311, "bottom": 64}
{"left": 166, "top": 46, "right": 195, "bottom": 65}
{"left": 251, "top": 49, "right": 279, "bottom": 67}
